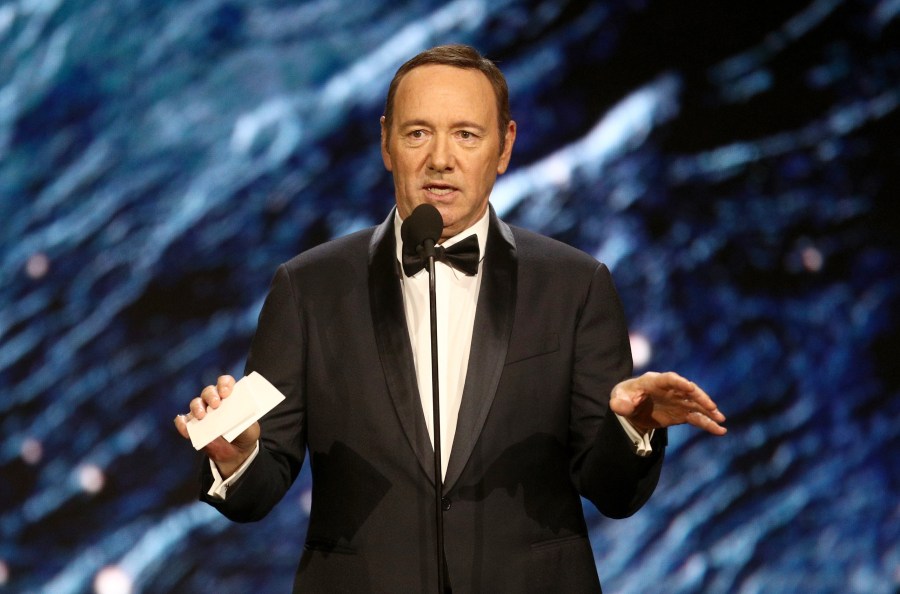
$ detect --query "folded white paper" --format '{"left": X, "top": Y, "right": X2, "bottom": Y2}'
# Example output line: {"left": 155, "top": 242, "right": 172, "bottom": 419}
{"left": 186, "top": 371, "right": 286, "bottom": 450}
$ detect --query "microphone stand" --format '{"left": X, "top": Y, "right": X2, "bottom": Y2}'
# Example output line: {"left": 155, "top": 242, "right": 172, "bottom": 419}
{"left": 422, "top": 241, "right": 446, "bottom": 594}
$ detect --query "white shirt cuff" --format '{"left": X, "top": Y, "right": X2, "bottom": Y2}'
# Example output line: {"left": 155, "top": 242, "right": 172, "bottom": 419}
{"left": 615, "top": 414, "right": 654, "bottom": 457}
{"left": 206, "top": 441, "right": 261, "bottom": 499}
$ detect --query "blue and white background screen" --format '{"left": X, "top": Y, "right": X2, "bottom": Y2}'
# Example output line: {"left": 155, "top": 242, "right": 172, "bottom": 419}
{"left": 2, "top": 1, "right": 898, "bottom": 592}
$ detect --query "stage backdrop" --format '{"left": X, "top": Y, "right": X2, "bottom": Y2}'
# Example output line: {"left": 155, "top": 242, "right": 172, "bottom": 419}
{"left": 2, "top": 1, "right": 898, "bottom": 592}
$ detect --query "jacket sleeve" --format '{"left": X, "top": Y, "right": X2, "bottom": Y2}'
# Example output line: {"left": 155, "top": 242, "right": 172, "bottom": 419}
{"left": 567, "top": 263, "right": 667, "bottom": 519}
{"left": 200, "top": 263, "right": 308, "bottom": 522}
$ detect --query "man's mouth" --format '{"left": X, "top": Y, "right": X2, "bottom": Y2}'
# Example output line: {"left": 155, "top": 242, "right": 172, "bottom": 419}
{"left": 424, "top": 184, "right": 457, "bottom": 196}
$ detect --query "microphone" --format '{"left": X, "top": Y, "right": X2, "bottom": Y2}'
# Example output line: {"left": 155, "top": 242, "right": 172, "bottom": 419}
{"left": 401, "top": 203, "right": 443, "bottom": 261}
{"left": 399, "top": 202, "right": 447, "bottom": 594}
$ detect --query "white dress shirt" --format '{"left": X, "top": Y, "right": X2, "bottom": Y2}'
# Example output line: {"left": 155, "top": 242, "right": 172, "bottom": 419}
{"left": 395, "top": 209, "right": 489, "bottom": 478}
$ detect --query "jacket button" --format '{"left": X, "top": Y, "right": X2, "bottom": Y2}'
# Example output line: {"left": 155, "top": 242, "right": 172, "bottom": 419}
{"left": 441, "top": 497, "right": 451, "bottom": 511}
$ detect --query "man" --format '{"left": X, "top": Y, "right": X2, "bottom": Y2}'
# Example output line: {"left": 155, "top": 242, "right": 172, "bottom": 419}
{"left": 174, "top": 44, "right": 726, "bottom": 592}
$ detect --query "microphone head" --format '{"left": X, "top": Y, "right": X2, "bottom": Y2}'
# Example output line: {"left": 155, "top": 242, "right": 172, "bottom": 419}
{"left": 401, "top": 204, "right": 443, "bottom": 255}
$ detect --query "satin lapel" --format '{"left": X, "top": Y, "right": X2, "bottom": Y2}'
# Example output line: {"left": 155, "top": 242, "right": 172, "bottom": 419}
{"left": 443, "top": 208, "right": 518, "bottom": 492}
{"left": 368, "top": 210, "right": 436, "bottom": 485}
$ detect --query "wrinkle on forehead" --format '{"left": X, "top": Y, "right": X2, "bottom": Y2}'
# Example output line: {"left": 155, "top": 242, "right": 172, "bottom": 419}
{"left": 392, "top": 65, "right": 499, "bottom": 136}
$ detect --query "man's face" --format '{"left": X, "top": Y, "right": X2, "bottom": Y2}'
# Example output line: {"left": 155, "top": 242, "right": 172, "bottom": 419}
{"left": 381, "top": 64, "right": 516, "bottom": 241}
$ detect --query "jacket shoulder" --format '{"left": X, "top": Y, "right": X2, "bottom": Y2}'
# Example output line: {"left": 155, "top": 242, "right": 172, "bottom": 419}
{"left": 282, "top": 226, "right": 377, "bottom": 275}
{"left": 508, "top": 225, "right": 603, "bottom": 273}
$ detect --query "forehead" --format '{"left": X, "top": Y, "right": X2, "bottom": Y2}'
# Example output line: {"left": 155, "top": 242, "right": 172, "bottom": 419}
{"left": 392, "top": 64, "right": 498, "bottom": 125}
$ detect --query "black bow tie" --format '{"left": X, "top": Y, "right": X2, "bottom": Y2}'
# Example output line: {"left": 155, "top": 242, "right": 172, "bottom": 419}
{"left": 402, "top": 234, "right": 480, "bottom": 277}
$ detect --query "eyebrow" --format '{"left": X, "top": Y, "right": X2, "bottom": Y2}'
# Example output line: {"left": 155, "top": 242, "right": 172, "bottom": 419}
{"left": 399, "top": 119, "right": 488, "bottom": 132}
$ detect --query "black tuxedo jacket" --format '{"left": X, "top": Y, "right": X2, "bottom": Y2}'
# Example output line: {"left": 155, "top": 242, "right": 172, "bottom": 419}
{"left": 201, "top": 207, "right": 666, "bottom": 593}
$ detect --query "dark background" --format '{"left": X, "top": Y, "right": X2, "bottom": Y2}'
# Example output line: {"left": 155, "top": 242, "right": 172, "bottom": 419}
{"left": 1, "top": 1, "right": 898, "bottom": 592}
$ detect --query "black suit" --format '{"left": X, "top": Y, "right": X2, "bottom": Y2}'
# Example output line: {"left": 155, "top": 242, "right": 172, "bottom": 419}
{"left": 201, "top": 207, "right": 666, "bottom": 592}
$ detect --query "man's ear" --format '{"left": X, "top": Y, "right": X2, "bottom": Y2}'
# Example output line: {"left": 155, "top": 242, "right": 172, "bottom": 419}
{"left": 380, "top": 116, "right": 393, "bottom": 172}
{"left": 497, "top": 120, "right": 517, "bottom": 174}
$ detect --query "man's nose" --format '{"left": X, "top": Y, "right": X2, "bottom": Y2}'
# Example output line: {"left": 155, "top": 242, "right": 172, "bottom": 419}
{"left": 427, "top": 135, "right": 454, "bottom": 171}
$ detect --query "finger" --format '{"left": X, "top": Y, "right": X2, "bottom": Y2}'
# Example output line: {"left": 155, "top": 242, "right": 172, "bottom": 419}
{"left": 652, "top": 371, "right": 695, "bottom": 393}
{"left": 216, "top": 375, "right": 236, "bottom": 398}
{"left": 200, "top": 385, "right": 222, "bottom": 409}
{"left": 173, "top": 413, "right": 192, "bottom": 439}
{"left": 640, "top": 372, "right": 694, "bottom": 401}
{"left": 707, "top": 405, "right": 726, "bottom": 423}
{"left": 190, "top": 395, "right": 210, "bottom": 419}
{"left": 682, "top": 384, "right": 726, "bottom": 421}
{"left": 686, "top": 410, "right": 727, "bottom": 436}
{"left": 674, "top": 395, "right": 726, "bottom": 427}
{"left": 654, "top": 373, "right": 725, "bottom": 420}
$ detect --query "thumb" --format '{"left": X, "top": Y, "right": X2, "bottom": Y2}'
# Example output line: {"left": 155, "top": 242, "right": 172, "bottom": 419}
{"left": 232, "top": 421, "right": 261, "bottom": 449}
{"left": 609, "top": 393, "right": 635, "bottom": 417}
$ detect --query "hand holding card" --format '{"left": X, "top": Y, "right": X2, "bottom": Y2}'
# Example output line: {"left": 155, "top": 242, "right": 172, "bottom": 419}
{"left": 185, "top": 371, "right": 285, "bottom": 450}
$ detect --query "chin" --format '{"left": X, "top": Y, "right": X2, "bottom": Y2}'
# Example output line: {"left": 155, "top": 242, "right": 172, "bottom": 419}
{"left": 435, "top": 208, "right": 459, "bottom": 228}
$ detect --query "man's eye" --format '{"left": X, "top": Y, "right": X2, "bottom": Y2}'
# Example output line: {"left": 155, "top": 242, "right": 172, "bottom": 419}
{"left": 410, "top": 130, "right": 425, "bottom": 139}
{"left": 459, "top": 131, "right": 473, "bottom": 139}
